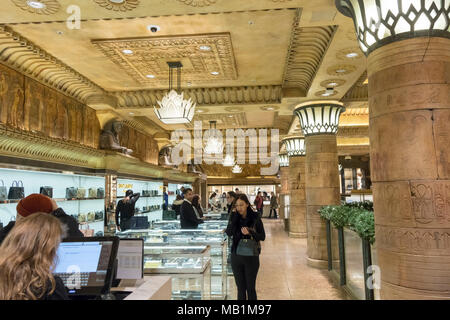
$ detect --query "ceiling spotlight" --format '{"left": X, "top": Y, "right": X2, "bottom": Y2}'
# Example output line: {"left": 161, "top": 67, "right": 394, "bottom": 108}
{"left": 122, "top": 49, "right": 133, "bottom": 55}
{"left": 266, "top": 107, "right": 274, "bottom": 110}
{"left": 346, "top": 52, "right": 359, "bottom": 58}
{"left": 147, "top": 25, "right": 161, "bottom": 33}
{"left": 146, "top": 74, "right": 155, "bottom": 79}
{"left": 56, "top": 30, "right": 64, "bottom": 35}
{"left": 328, "top": 82, "right": 338, "bottom": 87}
{"left": 129, "top": 112, "right": 134, "bottom": 115}
{"left": 211, "top": 71, "right": 219, "bottom": 75}
{"left": 196, "top": 109, "right": 204, "bottom": 113}
{"left": 187, "top": 81, "right": 192, "bottom": 87}
{"left": 345, "top": 155, "right": 352, "bottom": 161}
{"left": 228, "top": 115, "right": 233, "bottom": 118}
{"left": 336, "top": 69, "right": 347, "bottom": 73}
{"left": 27, "top": 1, "right": 46, "bottom": 9}
{"left": 199, "top": 45, "right": 211, "bottom": 51}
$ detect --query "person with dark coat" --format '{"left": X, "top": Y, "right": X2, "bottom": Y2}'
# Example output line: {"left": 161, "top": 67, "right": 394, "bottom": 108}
{"left": 226, "top": 194, "right": 265, "bottom": 300}
{"left": 172, "top": 195, "right": 184, "bottom": 216}
{"left": 0, "top": 194, "right": 83, "bottom": 245}
{"left": 180, "top": 188, "right": 204, "bottom": 229}
{"left": 192, "top": 194, "right": 204, "bottom": 218}
{"left": 115, "top": 189, "right": 140, "bottom": 231}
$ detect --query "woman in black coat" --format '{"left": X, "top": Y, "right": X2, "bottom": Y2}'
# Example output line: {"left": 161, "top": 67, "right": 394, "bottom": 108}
{"left": 225, "top": 194, "right": 265, "bottom": 300}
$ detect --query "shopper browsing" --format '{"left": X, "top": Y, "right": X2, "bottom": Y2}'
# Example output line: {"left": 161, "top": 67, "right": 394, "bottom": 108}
{"left": 172, "top": 195, "right": 184, "bottom": 217}
{"left": 192, "top": 194, "right": 204, "bottom": 219}
{"left": 268, "top": 192, "right": 279, "bottom": 219}
{"left": 0, "top": 212, "right": 69, "bottom": 300}
{"left": 115, "top": 189, "right": 140, "bottom": 232}
{"left": 254, "top": 192, "right": 264, "bottom": 217}
{"left": 226, "top": 194, "right": 266, "bottom": 300}
{"left": 180, "top": 188, "right": 204, "bottom": 229}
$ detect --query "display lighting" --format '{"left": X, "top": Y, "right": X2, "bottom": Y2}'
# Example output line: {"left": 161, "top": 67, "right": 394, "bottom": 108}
{"left": 204, "top": 121, "right": 224, "bottom": 155}
{"left": 282, "top": 137, "right": 306, "bottom": 157}
{"left": 222, "top": 153, "right": 236, "bottom": 167}
{"left": 232, "top": 164, "right": 242, "bottom": 174}
{"left": 335, "top": 0, "right": 450, "bottom": 55}
{"left": 294, "top": 101, "right": 346, "bottom": 136}
{"left": 154, "top": 62, "right": 196, "bottom": 124}
{"left": 279, "top": 153, "right": 290, "bottom": 167}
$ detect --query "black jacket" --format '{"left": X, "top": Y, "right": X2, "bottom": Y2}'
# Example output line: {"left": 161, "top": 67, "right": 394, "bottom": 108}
{"left": 226, "top": 207, "right": 266, "bottom": 254}
{"left": 180, "top": 200, "right": 203, "bottom": 229}
{"left": 43, "top": 276, "right": 70, "bottom": 300}
{"left": 115, "top": 193, "right": 140, "bottom": 225}
{"left": 0, "top": 208, "right": 83, "bottom": 245}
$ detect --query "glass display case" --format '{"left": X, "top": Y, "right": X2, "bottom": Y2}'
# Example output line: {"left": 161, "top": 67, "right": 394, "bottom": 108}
{"left": 117, "top": 178, "right": 163, "bottom": 222}
{"left": 143, "top": 245, "right": 211, "bottom": 300}
{"left": 0, "top": 167, "right": 105, "bottom": 236}
{"left": 152, "top": 220, "right": 228, "bottom": 231}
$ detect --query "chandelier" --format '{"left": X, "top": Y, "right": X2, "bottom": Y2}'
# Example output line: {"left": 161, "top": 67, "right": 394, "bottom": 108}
{"left": 335, "top": 0, "right": 450, "bottom": 55}
{"left": 279, "top": 153, "right": 289, "bottom": 167}
{"left": 294, "top": 101, "right": 346, "bottom": 136}
{"left": 282, "top": 137, "right": 306, "bottom": 157}
{"left": 154, "top": 61, "right": 196, "bottom": 124}
{"left": 232, "top": 164, "right": 242, "bottom": 174}
{"left": 222, "top": 154, "right": 236, "bottom": 167}
{"left": 204, "top": 121, "right": 224, "bottom": 155}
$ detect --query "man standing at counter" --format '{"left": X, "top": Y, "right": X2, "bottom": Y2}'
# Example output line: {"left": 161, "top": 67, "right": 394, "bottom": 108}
{"left": 116, "top": 189, "right": 140, "bottom": 231}
{"left": 180, "top": 188, "right": 204, "bottom": 229}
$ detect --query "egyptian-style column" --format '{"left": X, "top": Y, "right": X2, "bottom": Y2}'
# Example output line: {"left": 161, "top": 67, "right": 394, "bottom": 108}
{"left": 336, "top": 0, "right": 450, "bottom": 299}
{"left": 278, "top": 153, "right": 290, "bottom": 229}
{"left": 282, "top": 137, "right": 307, "bottom": 238}
{"left": 294, "top": 101, "right": 346, "bottom": 268}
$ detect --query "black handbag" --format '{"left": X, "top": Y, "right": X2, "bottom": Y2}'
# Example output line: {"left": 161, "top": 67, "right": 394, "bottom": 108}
{"left": 97, "top": 188, "right": 105, "bottom": 199}
{"left": 236, "top": 220, "right": 260, "bottom": 256}
{"left": 66, "top": 187, "right": 78, "bottom": 199}
{"left": 8, "top": 180, "right": 24, "bottom": 200}
{"left": 40, "top": 186, "right": 53, "bottom": 198}
{"left": 0, "top": 179, "right": 7, "bottom": 201}
{"left": 95, "top": 211, "right": 104, "bottom": 221}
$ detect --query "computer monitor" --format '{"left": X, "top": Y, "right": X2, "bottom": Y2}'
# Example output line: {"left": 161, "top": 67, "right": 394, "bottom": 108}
{"left": 53, "top": 237, "right": 119, "bottom": 296}
{"left": 116, "top": 238, "right": 144, "bottom": 280}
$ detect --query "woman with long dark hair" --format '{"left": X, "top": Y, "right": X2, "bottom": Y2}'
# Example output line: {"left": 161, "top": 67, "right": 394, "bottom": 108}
{"left": 192, "top": 194, "right": 204, "bottom": 218}
{"left": 226, "top": 194, "right": 265, "bottom": 300}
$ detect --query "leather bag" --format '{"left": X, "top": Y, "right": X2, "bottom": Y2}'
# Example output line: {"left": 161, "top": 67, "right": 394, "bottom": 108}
{"left": 66, "top": 187, "right": 78, "bottom": 199}
{"left": 0, "top": 180, "right": 7, "bottom": 201}
{"left": 95, "top": 211, "right": 104, "bottom": 221}
{"left": 78, "top": 213, "right": 87, "bottom": 223}
{"left": 76, "top": 188, "right": 86, "bottom": 199}
{"left": 40, "top": 186, "right": 53, "bottom": 198}
{"left": 87, "top": 212, "right": 95, "bottom": 222}
{"left": 97, "top": 188, "right": 105, "bottom": 199}
{"left": 88, "top": 188, "right": 97, "bottom": 199}
{"left": 8, "top": 180, "right": 24, "bottom": 200}
{"left": 236, "top": 238, "right": 260, "bottom": 256}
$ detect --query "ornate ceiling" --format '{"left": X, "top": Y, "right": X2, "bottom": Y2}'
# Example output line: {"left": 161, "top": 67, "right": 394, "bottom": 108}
{"left": 0, "top": 0, "right": 370, "bottom": 179}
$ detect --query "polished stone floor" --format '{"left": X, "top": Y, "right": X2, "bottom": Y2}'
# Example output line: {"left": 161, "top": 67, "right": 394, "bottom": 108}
{"left": 227, "top": 218, "right": 351, "bottom": 300}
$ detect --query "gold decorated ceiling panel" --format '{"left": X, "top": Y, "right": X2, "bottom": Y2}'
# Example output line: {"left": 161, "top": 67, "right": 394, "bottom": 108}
{"left": 10, "top": 10, "right": 296, "bottom": 91}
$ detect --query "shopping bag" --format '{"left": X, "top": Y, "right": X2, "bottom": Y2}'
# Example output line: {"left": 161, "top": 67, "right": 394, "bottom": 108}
{"left": 8, "top": 181, "right": 24, "bottom": 200}
{"left": 0, "top": 180, "right": 7, "bottom": 201}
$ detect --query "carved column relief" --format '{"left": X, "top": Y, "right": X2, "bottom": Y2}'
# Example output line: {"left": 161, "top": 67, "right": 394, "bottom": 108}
{"left": 288, "top": 156, "right": 307, "bottom": 238}
{"left": 368, "top": 38, "right": 450, "bottom": 299}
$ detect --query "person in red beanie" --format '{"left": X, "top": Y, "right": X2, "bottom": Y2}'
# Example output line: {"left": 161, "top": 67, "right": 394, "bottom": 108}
{"left": 0, "top": 193, "right": 83, "bottom": 245}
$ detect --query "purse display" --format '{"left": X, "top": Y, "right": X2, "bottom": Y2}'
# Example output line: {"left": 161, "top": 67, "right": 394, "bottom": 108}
{"left": 87, "top": 212, "right": 95, "bottom": 222}
{"left": 76, "top": 188, "right": 86, "bottom": 199}
{"left": 40, "top": 186, "right": 53, "bottom": 198}
{"left": 95, "top": 211, "right": 104, "bottom": 221}
{"left": 66, "top": 187, "right": 78, "bottom": 199}
{"left": 97, "top": 188, "right": 105, "bottom": 199}
{"left": 8, "top": 181, "right": 24, "bottom": 200}
{"left": 0, "top": 180, "right": 7, "bottom": 201}
{"left": 77, "top": 213, "right": 87, "bottom": 223}
{"left": 88, "top": 188, "right": 97, "bottom": 199}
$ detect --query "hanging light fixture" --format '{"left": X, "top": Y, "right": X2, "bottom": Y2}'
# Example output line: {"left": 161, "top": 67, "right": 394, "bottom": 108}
{"left": 154, "top": 61, "right": 196, "bottom": 124}
{"left": 335, "top": 0, "right": 450, "bottom": 55}
{"left": 294, "top": 101, "right": 346, "bottom": 136}
{"left": 279, "top": 153, "right": 289, "bottom": 167}
{"left": 204, "top": 121, "right": 224, "bottom": 155}
{"left": 282, "top": 137, "right": 306, "bottom": 157}
{"left": 232, "top": 164, "right": 243, "bottom": 174}
{"left": 222, "top": 154, "right": 236, "bottom": 167}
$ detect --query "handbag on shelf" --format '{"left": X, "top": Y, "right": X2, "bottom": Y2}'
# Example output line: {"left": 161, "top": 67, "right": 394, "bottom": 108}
{"left": 80, "top": 224, "right": 94, "bottom": 237}
{"left": 95, "top": 211, "right": 104, "bottom": 221}
{"left": 88, "top": 188, "right": 98, "bottom": 199}
{"left": 40, "top": 186, "right": 53, "bottom": 198}
{"left": 66, "top": 187, "right": 78, "bottom": 199}
{"left": 77, "top": 188, "right": 86, "bottom": 199}
{"left": 0, "top": 180, "right": 7, "bottom": 201}
{"left": 8, "top": 181, "right": 24, "bottom": 200}
{"left": 87, "top": 212, "right": 95, "bottom": 222}
{"left": 78, "top": 213, "right": 87, "bottom": 223}
{"left": 97, "top": 188, "right": 105, "bottom": 199}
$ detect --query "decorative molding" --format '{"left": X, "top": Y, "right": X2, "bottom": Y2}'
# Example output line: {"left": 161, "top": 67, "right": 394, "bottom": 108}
{"left": 92, "top": 33, "right": 237, "bottom": 86}
{"left": 337, "top": 144, "right": 369, "bottom": 155}
{"left": 282, "top": 8, "right": 337, "bottom": 97}
{"left": 93, "top": 0, "right": 140, "bottom": 11}
{"left": 340, "top": 105, "right": 368, "bottom": 116}
{"left": 113, "top": 85, "right": 282, "bottom": 108}
{"left": 337, "top": 126, "right": 369, "bottom": 138}
{"left": 11, "top": 0, "right": 61, "bottom": 15}
{"left": 0, "top": 25, "right": 104, "bottom": 103}
{"left": 341, "top": 71, "right": 368, "bottom": 102}
{"left": 175, "top": 0, "right": 217, "bottom": 7}
{"left": 187, "top": 112, "right": 247, "bottom": 128}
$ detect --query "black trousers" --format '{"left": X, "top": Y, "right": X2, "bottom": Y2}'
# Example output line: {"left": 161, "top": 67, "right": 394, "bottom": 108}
{"left": 120, "top": 218, "right": 132, "bottom": 231}
{"left": 268, "top": 209, "right": 278, "bottom": 218}
{"left": 231, "top": 253, "right": 260, "bottom": 300}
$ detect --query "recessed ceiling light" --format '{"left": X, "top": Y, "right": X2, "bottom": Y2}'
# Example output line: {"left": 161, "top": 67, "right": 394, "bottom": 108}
{"left": 147, "top": 25, "right": 161, "bottom": 33}
{"left": 122, "top": 49, "right": 133, "bottom": 55}
{"left": 228, "top": 115, "right": 233, "bottom": 118}
{"left": 199, "top": 45, "right": 211, "bottom": 51}
{"left": 266, "top": 107, "right": 274, "bottom": 110}
{"left": 328, "top": 82, "right": 338, "bottom": 87}
{"left": 56, "top": 30, "right": 64, "bottom": 35}
{"left": 211, "top": 71, "right": 219, "bottom": 75}
{"left": 27, "top": 1, "right": 46, "bottom": 9}
{"left": 110, "top": 0, "right": 125, "bottom": 3}
{"left": 146, "top": 74, "right": 155, "bottom": 79}
{"left": 336, "top": 69, "right": 347, "bottom": 73}
{"left": 346, "top": 52, "right": 359, "bottom": 58}
{"left": 129, "top": 112, "right": 134, "bottom": 115}
{"left": 196, "top": 109, "right": 204, "bottom": 113}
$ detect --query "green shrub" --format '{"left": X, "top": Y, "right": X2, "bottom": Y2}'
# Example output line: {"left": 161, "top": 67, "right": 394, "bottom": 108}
{"left": 344, "top": 201, "right": 374, "bottom": 211}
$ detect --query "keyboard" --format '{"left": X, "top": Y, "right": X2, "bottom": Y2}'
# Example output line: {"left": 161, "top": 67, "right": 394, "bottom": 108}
{"left": 55, "top": 272, "right": 90, "bottom": 288}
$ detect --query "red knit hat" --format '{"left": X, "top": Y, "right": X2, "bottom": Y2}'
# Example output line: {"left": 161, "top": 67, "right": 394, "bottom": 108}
{"left": 16, "top": 193, "right": 53, "bottom": 218}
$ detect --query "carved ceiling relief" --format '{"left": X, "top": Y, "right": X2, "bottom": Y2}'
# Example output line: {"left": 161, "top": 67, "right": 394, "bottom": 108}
{"left": 175, "top": 0, "right": 217, "bottom": 7}
{"left": 93, "top": 0, "right": 140, "bottom": 11}
{"left": 92, "top": 33, "right": 237, "bottom": 86}
{"left": 10, "top": 0, "right": 61, "bottom": 14}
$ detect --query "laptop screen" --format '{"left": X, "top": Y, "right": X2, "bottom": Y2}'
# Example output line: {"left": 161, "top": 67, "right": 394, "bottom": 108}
{"left": 116, "top": 239, "right": 144, "bottom": 280}
{"left": 54, "top": 237, "right": 119, "bottom": 296}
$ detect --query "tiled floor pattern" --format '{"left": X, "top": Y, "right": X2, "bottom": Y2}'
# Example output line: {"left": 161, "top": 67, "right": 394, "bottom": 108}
{"left": 226, "top": 218, "right": 351, "bottom": 300}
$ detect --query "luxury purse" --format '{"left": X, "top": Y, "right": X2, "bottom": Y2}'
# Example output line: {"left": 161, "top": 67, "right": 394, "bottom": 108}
{"left": 66, "top": 187, "right": 78, "bottom": 199}
{"left": 97, "top": 188, "right": 105, "bottom": 199}
{"left": 8, "top": 181, "right": 24, "bottom": 200}
{"left": 88, "top": 188, "right": 97, "bottom": 199}
{"left": 87, "top": 212, "right": 95, "bottom": 222}
{"left": 77, "top": 188, "right": 86, "bottom": 199}
{"left": 0, "top": 180, "right": 7, "bottom": 201}
{"left": 40, "top": 186, "right": 53, "bottom": 198}
{"left": 236, "top": 238, "right": 260, "bottom": 256}
{"left": 95, "top": 211, "right": 104, "bottom": 221}
{"left": 78, "top": 213, "right": 87, "bottom": 223}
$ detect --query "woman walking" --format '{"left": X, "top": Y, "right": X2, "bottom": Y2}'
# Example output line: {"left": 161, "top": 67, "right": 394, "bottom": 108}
{"left": 226, "top": 194, "right": 265, "bottom": 300}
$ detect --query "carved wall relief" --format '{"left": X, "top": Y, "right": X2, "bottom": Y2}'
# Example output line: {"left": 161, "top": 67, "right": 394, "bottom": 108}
{"left": 11, "top": 0, "right": 61, "bottom": 14}
{"left": 175, "top": 0, "right": 217, "bottom": 7}
{"left": 93, "top": 0, "right": 139, "bottom": 11}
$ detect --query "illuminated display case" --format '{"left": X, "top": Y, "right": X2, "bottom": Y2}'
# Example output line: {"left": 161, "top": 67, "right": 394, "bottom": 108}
{"left": 0, "top": 167, "right": 105, "bottom": 236}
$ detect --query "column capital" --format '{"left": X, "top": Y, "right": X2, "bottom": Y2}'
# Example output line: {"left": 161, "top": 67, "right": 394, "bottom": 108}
{"left": 294, "top": 101, "right": 345, "bottom": 137}
{"left": 282, "top": 136, "right": 306, "bottom": 157}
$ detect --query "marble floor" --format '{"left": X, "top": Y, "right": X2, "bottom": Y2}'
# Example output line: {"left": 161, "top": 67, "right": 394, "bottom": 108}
{"left": 227, "top": 218, "right": 351, "bottom": 300}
